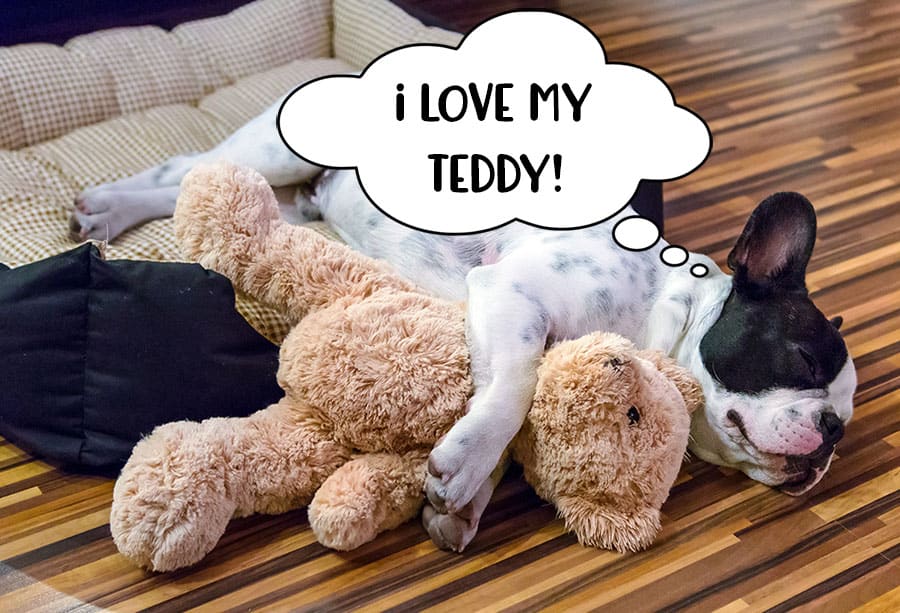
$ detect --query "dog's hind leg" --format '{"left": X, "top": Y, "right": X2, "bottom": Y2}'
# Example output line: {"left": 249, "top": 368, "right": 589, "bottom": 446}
{"left": 71, "top": 185, "right": 181, "bottom": 241}
{"left": 72, "top": 99, "right": 321, "bottom": 241}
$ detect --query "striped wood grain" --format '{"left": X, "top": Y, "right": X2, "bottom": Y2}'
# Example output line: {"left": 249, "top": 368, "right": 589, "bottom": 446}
{"left": 1, "top": 0, "right": 898, "bottom": 610}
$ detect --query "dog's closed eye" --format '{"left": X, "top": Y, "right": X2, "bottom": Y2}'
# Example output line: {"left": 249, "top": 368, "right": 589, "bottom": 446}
{"left": 798, "top": 347, "right": 817, "bottom": 378}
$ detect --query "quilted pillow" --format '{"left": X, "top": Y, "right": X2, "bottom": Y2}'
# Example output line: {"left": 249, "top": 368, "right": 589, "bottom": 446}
{"left": 0, "top": 243, "right": 284, "bottom": 469}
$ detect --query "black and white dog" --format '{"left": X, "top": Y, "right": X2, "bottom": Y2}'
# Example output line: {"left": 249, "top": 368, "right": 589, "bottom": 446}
{"left": 72, "top": 100, "right": 855, "bottom": 550}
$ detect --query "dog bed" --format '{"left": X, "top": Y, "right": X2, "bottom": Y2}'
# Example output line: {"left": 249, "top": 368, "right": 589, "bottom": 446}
{"left": 0, "top": 244, "right": 284, "bottom": 469}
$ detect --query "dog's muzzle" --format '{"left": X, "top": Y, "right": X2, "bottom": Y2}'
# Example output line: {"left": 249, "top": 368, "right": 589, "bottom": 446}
{"left": 727, "top": 408, "right": 845, "bottom": 495}
{"left": 777, "top": 411, "right": 844, "bottom": 495}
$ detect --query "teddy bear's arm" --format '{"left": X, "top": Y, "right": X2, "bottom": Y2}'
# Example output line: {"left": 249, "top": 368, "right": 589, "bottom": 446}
{"left": 174, "top": 162, "right": 417, "bottom": 321}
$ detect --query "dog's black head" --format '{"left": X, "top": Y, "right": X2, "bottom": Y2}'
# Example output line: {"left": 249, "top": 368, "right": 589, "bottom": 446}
{"left": 702, "top": 193, "right": 848, "bottom": 393}
{"left": 694, "top": 193, "right": 855, "bottom": 494}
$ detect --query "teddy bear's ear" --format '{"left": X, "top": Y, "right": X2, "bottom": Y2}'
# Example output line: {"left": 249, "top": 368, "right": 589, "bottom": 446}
{"left": 556, "top": 495, "right": 661, "bottom": 553}
{"left": 635, "top": 350, "right": 704, "bottom": 415}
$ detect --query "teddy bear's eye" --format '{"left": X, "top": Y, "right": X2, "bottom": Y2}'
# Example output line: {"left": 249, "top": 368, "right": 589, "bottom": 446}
{"left": 627, "top": 406, "right": 640, "bottom": 425}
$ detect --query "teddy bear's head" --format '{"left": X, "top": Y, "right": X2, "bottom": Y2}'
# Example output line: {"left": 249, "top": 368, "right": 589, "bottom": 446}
{"left": 513, "top": 332, "right": 701, "bottom": 552}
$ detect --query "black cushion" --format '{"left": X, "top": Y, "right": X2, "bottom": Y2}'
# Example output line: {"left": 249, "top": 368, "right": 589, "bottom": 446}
{"left": 0, "top": 244, "right": 283, "bottom": 470}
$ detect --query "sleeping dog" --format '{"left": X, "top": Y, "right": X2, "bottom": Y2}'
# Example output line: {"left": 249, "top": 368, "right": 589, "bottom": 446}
{"left": 71, "top": 100, "right": 855, "bottom": 551}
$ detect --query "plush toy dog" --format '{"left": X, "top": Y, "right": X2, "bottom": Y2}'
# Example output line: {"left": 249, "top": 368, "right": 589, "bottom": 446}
{"left": 109, "top": 163, "right": 702, "bottom": 572}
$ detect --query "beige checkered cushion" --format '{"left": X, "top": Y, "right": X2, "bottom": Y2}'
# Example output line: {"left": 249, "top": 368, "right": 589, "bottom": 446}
{"left": 333, "top": 0, "right": 462, "bottom": 69}
{"left": 29, "top": 105, "right": 232, "bottom": 193}
{"left": 200, "top": 57, "right": 351, "bottom": 131}
{"left": 0, "top": 44, "right": 118, "bottom": 150}
{"left": 66, "top": 27, "right": 205, "bottom": 116}
{"left": 0, "top": 0, "right": 333, "bottom": 151}
{"left": 0, "top": 57, "right": 352, "bottom": 343}
{"left": 174, "top": 0, "right": 332, "bottom": 86}
{"left": 0, "top": 0, "right": 456, "bottom": 342}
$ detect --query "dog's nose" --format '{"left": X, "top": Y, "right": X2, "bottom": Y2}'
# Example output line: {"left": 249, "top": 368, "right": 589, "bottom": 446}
{"left": 817, "top": 411, "right": 844, "bottom": 446}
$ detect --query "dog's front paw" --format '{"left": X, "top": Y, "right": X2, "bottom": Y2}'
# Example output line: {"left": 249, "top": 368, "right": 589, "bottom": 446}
{"left": 424, "top": 421, "right": 498, "bottom": 514}
{"left": 421, "top": 468, "right": 501, "bottom": 552}
{"left": 422, "top": 504, "right": 480, "bottom": 553}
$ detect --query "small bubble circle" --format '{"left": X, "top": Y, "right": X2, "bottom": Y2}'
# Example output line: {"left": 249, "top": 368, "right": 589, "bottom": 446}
{"left": 690, "top": 263, "right": 709, "bottom": 277}
{"left": 660, "top": 245, "right": 688, "bottom": 267}
{"left": 613, "top": 216, "right": 660, "bottom": 251}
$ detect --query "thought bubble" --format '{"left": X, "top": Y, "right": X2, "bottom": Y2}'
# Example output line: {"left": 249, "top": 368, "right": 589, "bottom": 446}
{"left": 278, "top": 10, "right": 711, "bottom": 234}
{"left": 613, "top": 216, "right": 708, "bottom": 276}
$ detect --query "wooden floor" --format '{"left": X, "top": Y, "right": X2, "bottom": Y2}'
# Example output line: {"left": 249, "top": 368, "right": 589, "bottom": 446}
{"left": 2, "top": 0, "right": 899, "bottom": 610}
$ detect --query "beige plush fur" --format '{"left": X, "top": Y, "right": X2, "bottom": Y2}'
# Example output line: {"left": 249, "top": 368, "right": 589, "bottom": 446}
{"left": 109, "top": 162, "right": 703, "bottom": 572}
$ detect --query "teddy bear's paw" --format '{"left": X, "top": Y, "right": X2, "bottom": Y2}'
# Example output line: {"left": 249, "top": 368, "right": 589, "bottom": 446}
{"left": 308, "top": 495, "right": 381, "bottom": 551}
{"left": 111, "top": 475, "right": 236, "bottom": 571}
{"left": 175, "top": 162, "right": 282, "bottom": 265}
{"left": 110, "top": 423, "right": 237, "bottom": 571}
{"left": 308, "top": 453, "right": 426, "bottom": 551}
{"left": 307, "top": 462, "right": 385, "bottom": 551}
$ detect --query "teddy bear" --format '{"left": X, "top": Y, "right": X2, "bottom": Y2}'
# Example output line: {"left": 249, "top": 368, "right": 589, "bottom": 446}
{"left": 109, "top": 162, "right": 702, "bottom": 572}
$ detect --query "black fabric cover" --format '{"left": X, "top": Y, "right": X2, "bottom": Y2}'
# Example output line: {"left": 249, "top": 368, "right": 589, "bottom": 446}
{"left": 0, "top": 244, "right": 284, "bottom": 469}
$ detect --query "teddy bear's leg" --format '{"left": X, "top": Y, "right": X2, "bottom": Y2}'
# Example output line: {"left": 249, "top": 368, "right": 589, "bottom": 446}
{"left": 308, "top": 450, "right": 429, "bottom": 550}
{"left": 111, "top": 419, "right": 239, "bottom": 572}
{"left": 174, "top": 162, "right": 416, "bottom": 321}
{"left": 111, "top": 398, "right": 350, "bottom": 571}
{"left": 235, "top": 399, "right": 353, "bottom": 516}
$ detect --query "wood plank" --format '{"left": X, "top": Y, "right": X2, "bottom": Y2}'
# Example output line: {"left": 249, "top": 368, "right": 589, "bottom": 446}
{"left": 727, "top": 521, "right": 900, "bottom": 609}
{"left": 0, "top": 486, "right": 40, "bottom": 509}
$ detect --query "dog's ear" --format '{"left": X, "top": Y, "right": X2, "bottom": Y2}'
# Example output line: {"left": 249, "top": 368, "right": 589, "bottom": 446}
{"left": 829, "top": 315, "right": 843, "bottom": 331}
{"left": 727, "top": 192, "right": 816, "bottom": 297}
